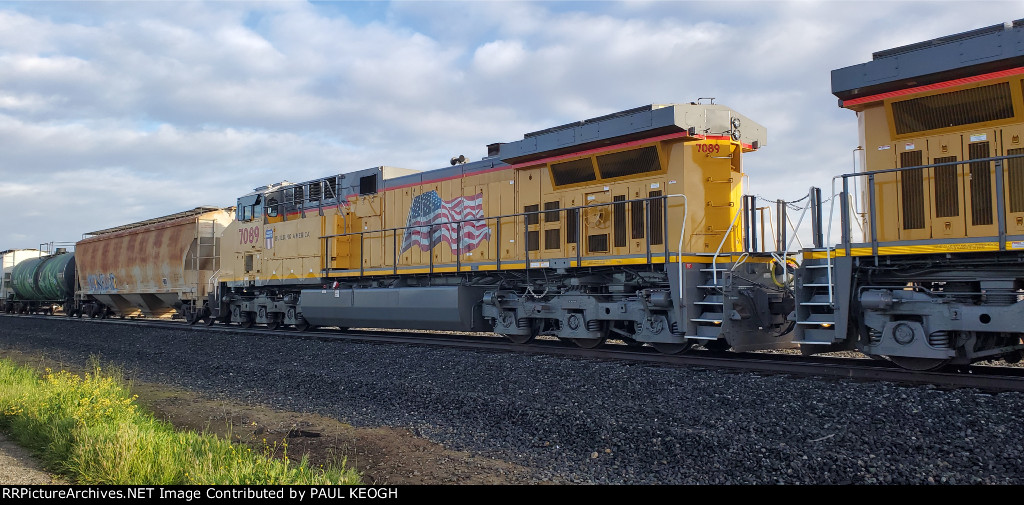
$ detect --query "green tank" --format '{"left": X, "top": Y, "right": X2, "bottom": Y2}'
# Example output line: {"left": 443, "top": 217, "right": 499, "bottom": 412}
{"left": 10, "top": 253, "right": 76, "bottom": 301}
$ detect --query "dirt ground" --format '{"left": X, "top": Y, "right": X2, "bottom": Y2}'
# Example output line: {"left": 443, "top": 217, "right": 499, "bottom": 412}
{"left": 0, "top": 349, "right": 536, "bottom": 485}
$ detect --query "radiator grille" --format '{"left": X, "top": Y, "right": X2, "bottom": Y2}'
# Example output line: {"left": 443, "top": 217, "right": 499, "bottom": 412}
{"left": 631, "top": 200, "right": 645, "bottom": 240}
{"left": 526, "top": 230, "right": 540, "bottom": 252}
{"left": 566, "top": 209, "right": 579, "bottom": 244}
{"left": 649, "top": 191, "right": 664, "bottom": 245}
{"left": 891, "top": 82, "right": 1014, "bottom": 135}
{"left": 933, "top": 156, "right": 959, "bottom": 218}
{"left": 969, "top": 142, "right": 994, "bottom": 226}
{"left": 544, "top": 201, "right": 560, "bottom": 223}
{"left": 545, "top": 229, "right": 560, "bottom": 250}
{"left": 596, "top": 146, "right": 661, "bottom": 179}
{"left": 614, "top": 196, "right": 627, "bottom": 248}
{"left": 588, "top": 234, "right": 609, "bottom": 253}
{"left": 551, "top": 158, "right": 597, "bottom": 186}
{"left": 900, "top": 150, "right": 926, "bottom": 230}
{"left": 1008, "top": 148, "right": 1024, "bottom": 213}
{"left": 524, "top": 204, "right": 540, "bottom": 226}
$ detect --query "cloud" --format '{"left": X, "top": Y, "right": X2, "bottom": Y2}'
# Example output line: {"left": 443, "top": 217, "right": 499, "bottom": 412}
{"left": 0, "top": 1, "right": 1015, "bottom": 249}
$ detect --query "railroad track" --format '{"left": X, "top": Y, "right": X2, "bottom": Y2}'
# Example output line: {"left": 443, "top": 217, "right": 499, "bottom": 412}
{"left": 4, "top": 313, "right": 1024, "bottom": 393}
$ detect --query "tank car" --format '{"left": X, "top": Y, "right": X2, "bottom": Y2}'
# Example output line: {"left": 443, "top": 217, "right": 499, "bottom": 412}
{"left": 74, "top": 206, "right": 233, "bottom": 319}
{"left": 203, "top": 103, "right": 796, "bottom": 353}
{"left": 796, "top": 20, "right": 1024, "bottom": 369}
{"left": 1, "top": 249, "right": 45, "bottom": 310}
{"left": 4, "top": 249, "right": 75, "bottom": 314}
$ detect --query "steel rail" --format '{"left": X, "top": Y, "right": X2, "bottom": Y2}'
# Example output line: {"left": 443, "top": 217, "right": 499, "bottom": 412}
{"left": 4, "top": 313, "right": 1024, "bottom": 393}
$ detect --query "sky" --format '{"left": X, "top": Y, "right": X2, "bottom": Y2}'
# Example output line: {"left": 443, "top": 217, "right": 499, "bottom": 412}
{"left": 0, "top": 0, "right": 1017, "bottom": 250}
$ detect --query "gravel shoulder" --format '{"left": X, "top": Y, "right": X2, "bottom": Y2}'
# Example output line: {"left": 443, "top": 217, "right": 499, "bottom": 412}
{"left": 0, "top": 431, "right": 66, "bottom": 485}
{"left": 0, "top": 347, "right": 533, "bottom": 485}
{"left": 2, "top": 316, "right": 1023, "bottom": 485}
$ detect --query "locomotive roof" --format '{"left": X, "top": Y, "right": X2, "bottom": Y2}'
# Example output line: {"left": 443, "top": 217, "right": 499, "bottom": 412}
{"left": 832, "top": 19, "right": 1024, "bottom": 104}
{"left": 491, "top": 103, "right": 766, "bottom": 164}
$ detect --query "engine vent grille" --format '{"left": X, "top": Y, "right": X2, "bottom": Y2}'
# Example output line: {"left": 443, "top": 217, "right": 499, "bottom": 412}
{"left": 900, "top": 150, "right": 925, "bottom": 230}
{"left": 933, "top": 156, "right": 959, "bottom": 218}
{"left": 551, "top": 158, "right": 597, "bottom": 186}
{"left": 596, "top": 146, "right": 661, "bottom": 180}
{"left": 614, "top": 196, "right": 627, "bottom": 248}
{"left": 1008, "top": 148, "right": 1024, "bottom": 213}
{"left": 891, "top": 82, "right": 1013, "bottom": 135}
{"left": 969, "top": 142, "right": 993, "bottom": 226}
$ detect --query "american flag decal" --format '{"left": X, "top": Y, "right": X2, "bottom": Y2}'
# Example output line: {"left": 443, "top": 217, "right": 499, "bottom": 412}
{"left": 401, "top": 191, "right": 491, "bottom": 254}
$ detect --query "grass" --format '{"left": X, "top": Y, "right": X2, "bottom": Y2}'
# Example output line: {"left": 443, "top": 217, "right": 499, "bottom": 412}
{"left": 0, "top": 358, "right": 360, "bottom": 485}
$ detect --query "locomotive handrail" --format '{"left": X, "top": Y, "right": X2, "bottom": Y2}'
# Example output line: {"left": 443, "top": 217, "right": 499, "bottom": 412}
{"left": 673, "top": 194, "right": 688, "bottom": 305}
{"left": 318, "top": 194, "right": 695, "bottom": 282}
{"left": 711, "top": 207, "right": 744, "bottom": 285}
{"left": 832, "top": 152, "right": 1024, "bottom": 254}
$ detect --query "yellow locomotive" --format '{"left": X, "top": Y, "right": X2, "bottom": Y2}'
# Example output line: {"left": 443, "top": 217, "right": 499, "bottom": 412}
{"left": 204, "top": 103, "right": 796, "bottom": 353}
{"left": 797, "top": 20, "right": 1024, "bottom": 369}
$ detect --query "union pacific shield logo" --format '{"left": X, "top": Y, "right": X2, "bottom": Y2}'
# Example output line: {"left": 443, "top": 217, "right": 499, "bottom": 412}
{"left": 400, "top": 191, "right": 490, "bottom": 253}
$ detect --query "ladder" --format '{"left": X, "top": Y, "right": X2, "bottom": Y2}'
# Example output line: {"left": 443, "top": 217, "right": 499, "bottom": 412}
{"left": 793, "top": 248, "right": 839, "bottom": 345}
{"left": 688, "top": 254, "right": 729, "bottom": 342}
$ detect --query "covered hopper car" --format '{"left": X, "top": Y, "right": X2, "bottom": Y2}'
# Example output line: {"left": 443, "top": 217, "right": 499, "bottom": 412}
{"left": 74, "top": 206, "right": 233, "bottom": 319}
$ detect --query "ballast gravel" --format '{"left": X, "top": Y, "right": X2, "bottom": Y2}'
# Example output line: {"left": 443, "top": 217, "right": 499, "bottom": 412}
{"left": 1, "top": 317, "right": 1021, "bottom": 484}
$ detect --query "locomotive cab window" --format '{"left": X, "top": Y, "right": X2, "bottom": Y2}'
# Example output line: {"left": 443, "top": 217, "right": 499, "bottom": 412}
{"left": 265, "top": 196, "right": 279, "bottom": 218}
{"left": 236, "top": 194, "right": 262, "bottom": 222}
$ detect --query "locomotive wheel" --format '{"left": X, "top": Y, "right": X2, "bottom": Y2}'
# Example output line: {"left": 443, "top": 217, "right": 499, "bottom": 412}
{"left": 268, "top": 319, "right": 282, "bottom": 331}
{"left": 503, "top": 332, "right": 535, "bottom": 344}
{"left": 204, "top": 315, "right": 217, "bottom": 326}
{"left": 887, "top": 356, "right": 951, "bottom": 372}
{"left": 296, "top": 320, "right": 313, "bottom": 332}
{"left": 239, "top": 313, "right": 254, "bottom": 329}
{"left": 651, "top": 342, "right": 693, "bottom": 355}
{"left": 572, "top": 337, "right": 606, "bottom": 349}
